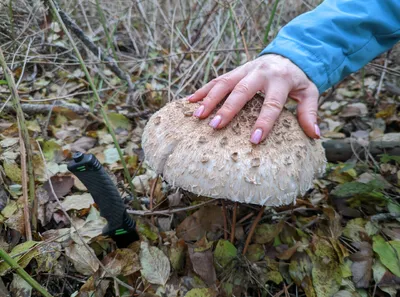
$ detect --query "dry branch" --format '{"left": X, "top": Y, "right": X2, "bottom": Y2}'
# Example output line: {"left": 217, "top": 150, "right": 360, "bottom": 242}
{"left": 322, "top": 137, "right": 400, "bottom": 162}
{"left": 2, "top": 102, "right": 89, "bottom": 115}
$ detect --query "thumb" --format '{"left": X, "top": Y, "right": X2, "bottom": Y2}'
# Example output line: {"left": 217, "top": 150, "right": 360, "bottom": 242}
{"left": 296, "top": 88, "right": 320, "bottom": 139}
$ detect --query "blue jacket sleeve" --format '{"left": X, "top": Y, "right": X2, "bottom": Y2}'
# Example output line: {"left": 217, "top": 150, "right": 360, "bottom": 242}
{"left": 260, "top": 0, "right": 400, "bottom": 94}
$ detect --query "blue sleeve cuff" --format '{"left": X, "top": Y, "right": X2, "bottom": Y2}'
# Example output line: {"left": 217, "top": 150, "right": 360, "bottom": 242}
{"left": 259, "top": 37, "right": 330, "bottom": 94}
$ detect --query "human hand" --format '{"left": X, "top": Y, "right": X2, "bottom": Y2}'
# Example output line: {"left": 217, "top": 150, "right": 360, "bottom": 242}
{"left": 188, "top": 54, "right": 320, "bottom": 144}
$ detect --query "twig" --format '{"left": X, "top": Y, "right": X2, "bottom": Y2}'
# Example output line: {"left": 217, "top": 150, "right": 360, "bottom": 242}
{"left": 35, "top": 141, "right": 137, "bottom": 293}
{"left": 374, "top": 50, "right": 391, "bottom": 106}
{"left": 221, "top": 200, "right": 228, "bottom": 240}
{"left": 230, "top": 202, "right": 237, "bottom": 243}
{"left": 46, "top": 0, "right": 139, "bottom": 206}
{"left": 53, "top": 2, "right": 134, "bottom": 94}
{"left": 243, "top": 206, "right": 266, "bottom": 255}
{"left": 2, "top": 103, "right": 89, "bottom": 115}
{"left": 0, "top": 248, "right": 53, "bottom": 297}
{"left": 127, "top": 199, "right": 216, "bottom": 216}
{"left": 149, "top": 177, "right": 158, "bottom": 226}
{"left": 0, "top": 48, "right": 37, "bottom": 232}
{"left": 18, "top": 120, "right": 32, "bottom": 241}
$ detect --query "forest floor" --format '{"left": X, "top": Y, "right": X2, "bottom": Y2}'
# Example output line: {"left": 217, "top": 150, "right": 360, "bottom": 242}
{"left": 0, "top": 0, "right": 399, "bottom": 296}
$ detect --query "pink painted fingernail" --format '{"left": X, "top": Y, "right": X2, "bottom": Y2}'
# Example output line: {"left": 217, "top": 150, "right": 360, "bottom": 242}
{"left": 193, "top": 105, "right": 204, "bottom": 117}
{"left": 187, "top": 94, "right": 194, "bottom": 101}
{"left": 209, "top": 115, "right": 222, "bottom": 129}
{"left": 314, "top": 124, "right": 320, "bottom": 138}
{"left": 250, "top": 128, "right": 263, "bottom": 144}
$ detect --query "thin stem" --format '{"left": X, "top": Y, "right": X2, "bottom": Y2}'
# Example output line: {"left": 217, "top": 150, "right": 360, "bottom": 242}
{"left": 230, "top": 202, "right": 238, "bottom": 243}
{"left": 0, "top": 48, "right": 36, "bottom": 231}
{"left": 242, "top": 206, "right": 266, "bottom": 255}
{"left": 221, "top": 200, "right": 228, "bottom": 240}
{"left": 0, "top": 248, "right": 54, "bottom": 297}
{"left": 46, "top": 0, "right": 139, "bottom": 207}
{"left": 263, "top": 0, "right": 280, "bottom": 44}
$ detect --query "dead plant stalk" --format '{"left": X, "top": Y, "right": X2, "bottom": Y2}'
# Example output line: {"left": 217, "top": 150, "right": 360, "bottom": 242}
{"left": 0, "top": 48, "right": 37, "bottom": 232}
{"left": 45, "top": 0, "right": 139, "bottom": 206}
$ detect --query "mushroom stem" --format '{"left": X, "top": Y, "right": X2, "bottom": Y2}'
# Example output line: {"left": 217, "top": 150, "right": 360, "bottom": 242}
{"left": 242, "top": 205, "right": 266, "bottom": 256}
{"left": 230, "top": 202, "right": 238, "bottom": 243}
{"left": 221, "top": 200, "right": 228, "bottom": 240}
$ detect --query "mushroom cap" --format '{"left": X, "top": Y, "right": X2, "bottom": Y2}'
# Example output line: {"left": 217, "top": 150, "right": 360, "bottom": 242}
{"left": 141, "top": 94, "right": 326, "bottom": 206}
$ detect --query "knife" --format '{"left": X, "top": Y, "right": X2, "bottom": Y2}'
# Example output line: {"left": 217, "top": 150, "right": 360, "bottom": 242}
{"left": 67, "top": 152, "right": 140, "bottom": 247}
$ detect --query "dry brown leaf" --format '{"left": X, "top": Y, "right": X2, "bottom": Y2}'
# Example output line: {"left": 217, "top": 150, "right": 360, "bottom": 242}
{"left": 65, "top": 243, "right": 99, "bottom": 275}
{"left": 176, "top": 205, "right": 224, "bottom": 241}
{"left": 102, "top": 248, "right": 141, "bottom": 277}
{"left": 188, "top": 244, "right": 217, "bottom": 286}
{"left": 349, "top": 241, "right": 373, "bottom": 288}
{"left": 43, "top": 175, "right": 74, "bottom": 200}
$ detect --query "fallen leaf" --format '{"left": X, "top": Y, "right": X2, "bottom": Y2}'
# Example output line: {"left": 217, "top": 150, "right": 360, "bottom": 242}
{"left": 10, "top": 274, "right": 31, "bottom": 297}
{"left": 4, "top": 160, "right": 22, "bottom": 183}
{"left": 139, "top": 241, "right": 170, "bottom": 286}
{"left": 60, "top": 193, "right": 94, "bottom": 211}
{"left": 372, "top": 235, "right": 400, "bottom": 277}
{"left": 342, "top": 218, "right": 368, "bottom": 242}
{"left": 43, "top": 175, "right": 74, "bottom": 200}
{"left": 185, "top": 288, "right": 218, "bottom": 297}
{"left": 42, "top": 139, "right": 63, "bottom": 162}
{"left": 36, "top": 242, "right": 62, "bottom": 272}
{"left": 169, "top": 238, "right": 186, "bottom": 272}
{"left": 65, "top": 243, "right": 99, "bottom": 275}
{"left": 308, "top": 237, "right": 342, "bottom": 297}
{"left": 349, "top": 242, "right": 372, "bottom": 288}
{"left": 70, "top": 137, "right": 96, "bottom": 152}
{"left": 214, "top": 239, "right": 237, "bottom": 271}
{"left": 104, "top": 147, "right": 121, "bottom": 164}
{"left": 188, "top": 244, "right": 217, "bottom": 285}
{"left": 246, "top": 244, "right": 264, "bottom": 262}
{"left": 0, "top": 241, "right": 40, "bottom": 276}
{"left": 107, "top": 112, "right": 132, "bottom": 130}
{"left": 176, "top": 205, "right": 224, "bottom": 241}
{"left": 254, "top": 221, "right": 284, "bottom": 244}
{"left": 289, "top": 252, "right": 315, "bottom": 297}
{"left": 102, "top": 248, "right": 141, "bottom": 276}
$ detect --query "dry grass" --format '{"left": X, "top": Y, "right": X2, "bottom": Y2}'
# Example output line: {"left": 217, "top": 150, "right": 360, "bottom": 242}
{"left": 0, "top": 0, "right": 323, "bottom": 111}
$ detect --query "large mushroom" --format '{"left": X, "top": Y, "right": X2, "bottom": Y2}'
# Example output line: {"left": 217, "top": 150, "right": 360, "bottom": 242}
{"left": 141, "top": 93, "right": 326, "bottom": 253}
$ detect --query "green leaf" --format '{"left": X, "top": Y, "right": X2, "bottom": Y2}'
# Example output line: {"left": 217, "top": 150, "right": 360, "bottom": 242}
{"left": 379, "top": 154, "right": 400, "bottom": 164}
{"left": 4, "top": 160, "right": 22, "bottom": 183}
{"left": 342, "top": 218, "right": 368, "bottom": 242}
{"left": 214, "top": 240, "right": 237, "bottom": 271}
{"left": 245, "top": 244, "right": 264, "bottom": 262}
{"left": 107, "top": 112, "right": 132, "bottom": 130}
{"left": 0, "top": 241, "right": 40, "bottom": 276}
{"left": 136, "top": 218, "right": 158, "bottom": 241}
{"left": 185, "top": 288, "right": 217, "bottom": 297}
{"left": 332, "top": 181, "right": 384, "bottom": 199}
{"left": 254, "top": 221, "right": 284, "bottom": 244}
{"left": 308, "top": 237, "right": 342, "bottom": 297}
{"left": 372, "top": 235, "right": 400, "bottom": 277}
{"left": 139, "top": 241, "right": 170, "bottom": 286}
{"left": 42, "top": 139, "right": 62, "bottom": 162}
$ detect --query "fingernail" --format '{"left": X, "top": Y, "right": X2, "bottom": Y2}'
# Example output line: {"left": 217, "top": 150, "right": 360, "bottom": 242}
{"left": 250, "top": 128, "right": 263, "bottom": 144}
{"left": 193, "top": 105, "right": 204, "bottom": 117}
{"left": 187, "top": 94, "right": 194, "bottom": 101}
{"left": 314, "top": 124, "right": 320, "bottom": 138}
{"left": 209, "top": 115, "right": 222, "bottom": 129}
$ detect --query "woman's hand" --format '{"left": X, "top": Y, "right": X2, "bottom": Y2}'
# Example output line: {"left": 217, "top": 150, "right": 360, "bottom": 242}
{"left": 188, "top": 54, "right": 320, "bottom": 144}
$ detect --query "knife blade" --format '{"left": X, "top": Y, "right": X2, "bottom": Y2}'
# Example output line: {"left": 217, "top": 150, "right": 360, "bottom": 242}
{"left": 67, "top": 152, "right": 140, "bottom": 247}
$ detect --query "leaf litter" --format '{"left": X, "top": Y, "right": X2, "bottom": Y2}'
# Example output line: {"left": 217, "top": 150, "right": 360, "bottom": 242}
{"left": 0, "top": 1, "right": 399, "bottom": 296}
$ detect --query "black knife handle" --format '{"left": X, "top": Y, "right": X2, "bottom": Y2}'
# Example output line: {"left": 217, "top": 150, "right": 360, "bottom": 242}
{"left": 67, "top": 152, "right": 135, "bottom": 236}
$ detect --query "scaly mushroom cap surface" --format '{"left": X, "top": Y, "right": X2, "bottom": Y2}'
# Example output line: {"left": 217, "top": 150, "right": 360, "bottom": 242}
{"left": 141, "top": 94, "right": 326, "bottom": 206}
